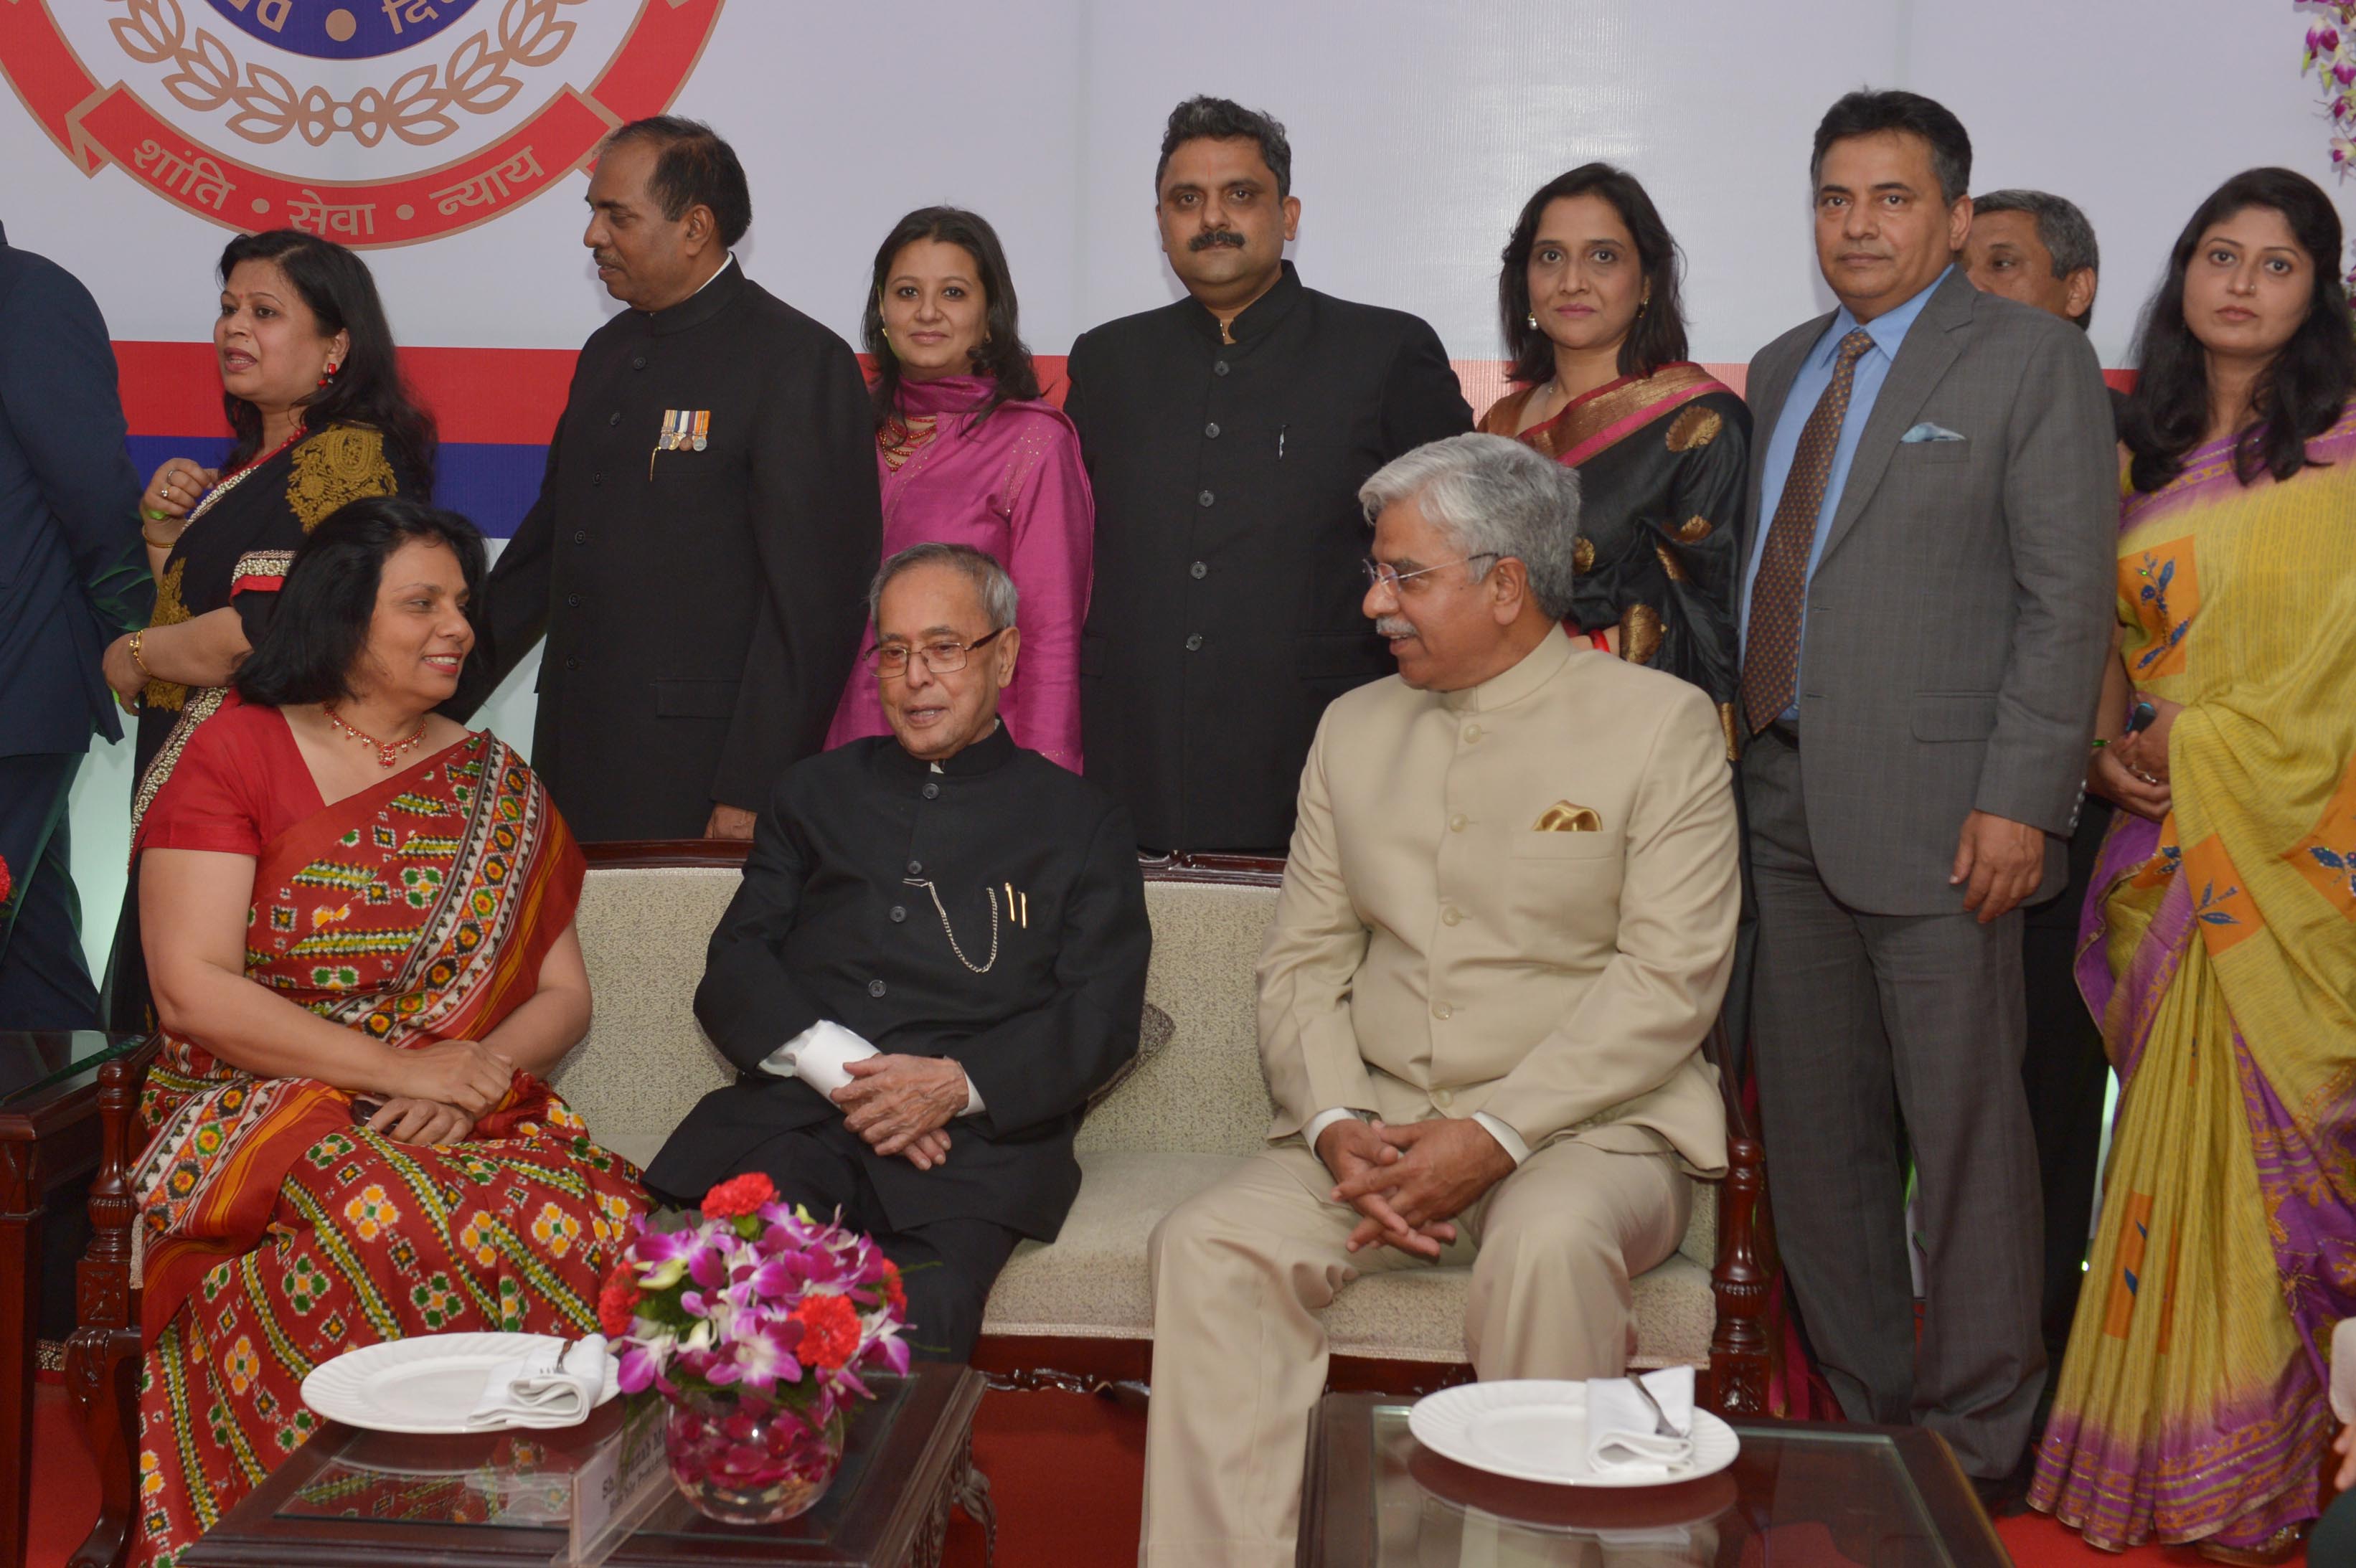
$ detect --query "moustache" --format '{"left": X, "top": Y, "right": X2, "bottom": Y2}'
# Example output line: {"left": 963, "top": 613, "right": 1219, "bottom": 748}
{"left": 1375, "top": 617, "right": 1415, "bottom": 638}
{"left": 592, "top": 252, "right": 623, "bottom": 270}
{"left": 1189, "top": 230, "right": 1247, "bottom": 252}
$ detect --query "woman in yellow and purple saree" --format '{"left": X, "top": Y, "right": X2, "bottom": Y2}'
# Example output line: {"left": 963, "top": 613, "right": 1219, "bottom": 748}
{"left": 2030, "top": 169, "right": 2356, "bottom": 1563}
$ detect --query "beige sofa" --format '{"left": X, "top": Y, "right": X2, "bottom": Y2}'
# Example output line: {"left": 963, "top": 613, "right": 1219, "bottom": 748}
{"left": 554, "top": 846, "right": 1770, "bottom": 1401}
{"left": 64, "top": 848, "right": 1769, "bottom": 1564}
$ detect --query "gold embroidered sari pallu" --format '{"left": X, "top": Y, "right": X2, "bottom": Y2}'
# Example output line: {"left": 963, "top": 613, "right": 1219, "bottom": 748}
{"left": 131, "top": 725, "right": 602, "bottom": 1338}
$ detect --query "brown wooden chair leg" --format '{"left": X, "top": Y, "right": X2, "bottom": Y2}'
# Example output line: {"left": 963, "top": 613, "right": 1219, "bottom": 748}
{"left": 1705, "top": 1134, "right": 1772, "bottom": 1416}
{"left": 65, "top": 1052, "right": 148, "bottom": 1568}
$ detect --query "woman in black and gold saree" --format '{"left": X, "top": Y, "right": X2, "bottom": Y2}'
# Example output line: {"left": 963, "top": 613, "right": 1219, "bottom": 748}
{"left": 1478, "top": 164, "right": 1749, "bottom": 751}
{"left": 100, "top": 228, "right": 435, "bottom": 1030}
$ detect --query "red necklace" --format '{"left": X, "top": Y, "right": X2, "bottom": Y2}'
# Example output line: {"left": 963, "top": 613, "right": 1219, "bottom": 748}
{"left": 322, "top": 704, "right": 429, "bottom": 768}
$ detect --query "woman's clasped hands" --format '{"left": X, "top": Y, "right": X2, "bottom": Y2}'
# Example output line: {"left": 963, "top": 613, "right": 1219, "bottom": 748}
{"left": 367, "top": 1038, "right": 517, "bottom": 1145}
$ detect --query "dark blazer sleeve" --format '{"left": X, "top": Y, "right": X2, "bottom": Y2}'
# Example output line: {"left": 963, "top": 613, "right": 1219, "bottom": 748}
{"left": 0, "top": 255, "right": 146, "bottom": 636}
{"left": 712, "top": 333, "right": 881, "bottom": 809}
{"left": 1060, "top": 329, "right": 1095, "bottom": 469}
{"left": 938, "top": 803, "right": 1151, "bottom": 1138}
{"left": 1377, "top": 318, "right": 1474, "bottom": 457}
{"left": 453, "top": 420, "right": 562, "bottom": 719}
{"left": 690, "top": 779, "right": 827, "bottom": 1072}
{"left": 1978, "top": 325, "right": 2118, "bottom": 833}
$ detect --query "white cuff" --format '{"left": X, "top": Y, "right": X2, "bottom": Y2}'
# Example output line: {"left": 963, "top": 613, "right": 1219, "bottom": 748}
{"left": 1471, "top": 1110, "right": 1530, "bottom": 1166}
{"left": 1303, "top": 1106, "right": 1367, "bottom": 1152}
{"left": 962, "top": 1073, "right": 984, "bottom": 1116}
{"left": 759, "top": 1019, "right": 879, "bottom": 1095}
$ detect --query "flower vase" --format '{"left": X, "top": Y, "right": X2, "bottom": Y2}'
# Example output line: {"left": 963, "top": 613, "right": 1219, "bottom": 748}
{"left": 661, "top": 1389, "right": 847, "bottom": 1526}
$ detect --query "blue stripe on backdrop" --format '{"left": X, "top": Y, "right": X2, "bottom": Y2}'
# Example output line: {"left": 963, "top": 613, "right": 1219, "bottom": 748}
{"left": 126, "top": 435, "right": 547, "bottom": 539}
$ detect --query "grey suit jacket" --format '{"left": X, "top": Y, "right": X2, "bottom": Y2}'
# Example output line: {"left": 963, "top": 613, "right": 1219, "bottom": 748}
{"left": 1742, "top": 268, "right": 2116, "bottom": 915}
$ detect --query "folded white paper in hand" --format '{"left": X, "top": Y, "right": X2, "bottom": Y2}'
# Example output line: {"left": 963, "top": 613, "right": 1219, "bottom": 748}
{"left": 466, "top": 1334, "right": 610, "bottom": 1430}
{"left": 2333, "top": 1318, "right": 2356, "bottom": 1424}
{"left": 763, "top": 1019, "right": 880, "bottom": 1097}
{"left": 1583, "top": 1365, "right": 1695, "bottom": 1480}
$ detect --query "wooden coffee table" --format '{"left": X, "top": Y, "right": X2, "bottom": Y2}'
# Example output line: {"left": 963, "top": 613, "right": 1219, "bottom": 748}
{"left": 0, "top": 1029, "right": 148, "bottom": 1568}
{"left": 1300, "top": 1392, "right": 2009, "bottom": 1567}
{"left": 184, "top": 1363, "right": 992, "bottom": 1567}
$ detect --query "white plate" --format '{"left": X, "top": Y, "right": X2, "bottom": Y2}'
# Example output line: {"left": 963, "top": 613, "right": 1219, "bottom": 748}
{"left": 301, "top": 1333, "right": 620, "bottom": 1434}
{"left": 1408, "top": 1381, "right": 1739, "bottom": 1488}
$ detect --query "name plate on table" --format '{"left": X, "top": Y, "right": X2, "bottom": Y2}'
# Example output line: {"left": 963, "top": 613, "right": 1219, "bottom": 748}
{"left": 559, "top": 1397, "right": 667, "bottom": 1568}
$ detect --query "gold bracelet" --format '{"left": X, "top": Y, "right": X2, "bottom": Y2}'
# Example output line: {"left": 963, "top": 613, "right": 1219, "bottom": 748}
{"left": 141, "top": 521, "right": 182, "bottom": 550}
{"left": 127, "top": 629, "right": 152, "bottom": 679}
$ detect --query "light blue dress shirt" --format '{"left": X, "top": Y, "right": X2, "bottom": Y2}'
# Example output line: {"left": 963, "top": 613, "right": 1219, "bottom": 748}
{"left": 1740, "top": 268, "right": 1953, "bottom": 720}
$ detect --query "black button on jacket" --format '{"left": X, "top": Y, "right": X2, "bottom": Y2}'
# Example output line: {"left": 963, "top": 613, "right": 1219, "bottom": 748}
{"left": 647, "top": 727, "right": 1153, "bottom": 1242}
{"left": 461, "top": 261, "right": 882, "bottom": 841}
{"left": 1065, "top": 262, "right": 1473, "bottom": 852}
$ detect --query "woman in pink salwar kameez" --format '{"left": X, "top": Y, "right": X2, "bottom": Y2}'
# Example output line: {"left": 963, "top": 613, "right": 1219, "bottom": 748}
{"left": 825, "top": 207, "right": 1091, "bottom": 771}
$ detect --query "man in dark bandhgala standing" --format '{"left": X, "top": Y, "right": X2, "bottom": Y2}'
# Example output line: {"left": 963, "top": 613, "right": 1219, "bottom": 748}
{"left": 1738, "top": 93, "right": 2116, "bottom": 1503}
{"left": 0, "top": 220, "right": 147, "bottom": 1028}
{"left": 460, "top": 117, "right": 880, "bottom": 843}
{"left": 1961, "top": 186, "right": 2119, "bottom": 1429}
{"left": 1065, "top": 95, "right": 1472, "bottom": 854}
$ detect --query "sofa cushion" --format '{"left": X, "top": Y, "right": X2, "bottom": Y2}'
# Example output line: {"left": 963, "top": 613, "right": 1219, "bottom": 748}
{"left": 981, "top": 1151, "right": 1717, "bottom": 1370}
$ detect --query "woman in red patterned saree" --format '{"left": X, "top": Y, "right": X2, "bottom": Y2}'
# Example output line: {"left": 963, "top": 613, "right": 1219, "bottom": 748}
{"left": 126, "top": 496, "right": 646, "bottom": 1566}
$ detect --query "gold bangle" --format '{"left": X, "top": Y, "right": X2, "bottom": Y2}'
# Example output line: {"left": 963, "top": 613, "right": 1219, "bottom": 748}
{"left": 141, "top": 521, "right": 182, "bottom": 550}
{"left": 127, "top": 629, "right": 152, "bottom": 679}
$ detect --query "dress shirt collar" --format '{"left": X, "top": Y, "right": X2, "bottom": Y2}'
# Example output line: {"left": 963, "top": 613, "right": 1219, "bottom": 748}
{"left": 1438, "top": 624, "right": 1575, "bottom": 714}
{"left": 643, "top": 253, "right": 743, "bottom": 338}
{"left": 0, "top": 220, "right": 10, "bottom": 248}
{"left": 1185, "top": 259, "right": 1305, "bottom": 346}
{"left": 1814, "top": 265, "right": 1951, "bottom": 369}
{"left": 877, "top": 719, "right": 1015, "bottom": 780}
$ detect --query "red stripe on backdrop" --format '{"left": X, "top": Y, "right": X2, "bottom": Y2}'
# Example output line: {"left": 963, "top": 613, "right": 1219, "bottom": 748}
{"left": 112, "top": 342, "right": 2136, "bottom": 443}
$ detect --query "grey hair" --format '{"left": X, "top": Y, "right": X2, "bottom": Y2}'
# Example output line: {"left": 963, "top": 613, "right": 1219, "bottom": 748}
{"left": 1974, "top": 189, "right": 2101, "bottom": 330}
{"left": 1357, "top": 433, "right": 1583, "bottom": 621}
{"left": 867, "top": 542, "right": 1019, "bottom": 632}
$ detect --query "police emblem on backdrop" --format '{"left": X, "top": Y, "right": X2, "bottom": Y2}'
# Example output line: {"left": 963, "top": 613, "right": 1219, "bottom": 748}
{"left": 0, "top": 0, "right": 727, "bottom": 247}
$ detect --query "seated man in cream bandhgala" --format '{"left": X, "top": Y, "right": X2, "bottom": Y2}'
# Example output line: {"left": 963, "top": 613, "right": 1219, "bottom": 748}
{"left": 1139, "top": 433, "right": 1740, "bottom": 1567}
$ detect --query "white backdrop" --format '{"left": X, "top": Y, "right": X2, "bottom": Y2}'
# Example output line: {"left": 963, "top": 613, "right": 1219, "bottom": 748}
{"left": 0, "top": 0, "right": 2328, "bottom": 978}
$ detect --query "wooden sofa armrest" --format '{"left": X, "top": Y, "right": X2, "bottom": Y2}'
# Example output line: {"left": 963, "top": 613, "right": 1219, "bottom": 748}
{"left": 1696, "top": 1017, "right": 1771, "bottom": 1416}
{"left": 66, "top": 1043, "right": 156, "bottom": 1568}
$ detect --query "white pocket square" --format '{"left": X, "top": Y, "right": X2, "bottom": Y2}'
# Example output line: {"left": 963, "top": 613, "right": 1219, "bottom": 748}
{"left": 1900, "top": 422, "right": 1967, "bottom": 443}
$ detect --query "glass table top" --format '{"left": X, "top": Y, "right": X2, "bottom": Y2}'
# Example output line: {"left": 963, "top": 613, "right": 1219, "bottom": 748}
{"left": 0, "top": 1031, "right": 146, "bottom": 1109}
{"left": 1366, "top": 1404, "right": 1958, "bottom": 1567}
{"left": 277, "top": 1376, "right": 916, "bottom": 1543}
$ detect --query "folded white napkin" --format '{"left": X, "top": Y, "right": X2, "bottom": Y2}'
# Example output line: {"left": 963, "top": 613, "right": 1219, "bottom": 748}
{"left": 466, "top": 1335, "right": 609, "bottom": 1430}
{"left": 762, "top": 1019, "right": 880, "bottom": 1095}
{"left": 1583, "top": 1365, "right": 1695, "bottom": 1480}
{"left": 2333, "top": 1318, "right": 2356, "bottom": 1423}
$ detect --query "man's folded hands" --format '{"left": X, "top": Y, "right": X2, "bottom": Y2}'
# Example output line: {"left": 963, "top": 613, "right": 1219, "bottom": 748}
{"left": 1316, "top": 1116, "right": 1516, "bottom": 1259}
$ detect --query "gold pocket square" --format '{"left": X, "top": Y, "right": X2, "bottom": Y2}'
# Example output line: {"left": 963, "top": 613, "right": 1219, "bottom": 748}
{"left": 1533, "top": 802, "right": 1602, "bottom": 833}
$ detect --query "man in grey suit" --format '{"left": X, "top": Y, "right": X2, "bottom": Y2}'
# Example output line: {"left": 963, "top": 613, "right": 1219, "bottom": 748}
{"left": 1737, "top": 92, "right": 2116, "bottom": 1500}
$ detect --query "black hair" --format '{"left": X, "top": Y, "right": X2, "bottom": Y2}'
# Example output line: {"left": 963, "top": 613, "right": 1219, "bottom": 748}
{"left": 1810, "top": 90, "right": 1972, "bottom": 207}
{"left": 602, "top": 115, "right": 752, "bottom": 247}
{"left": 1498, "top": 163, "right": 1692, "bottom": 384}
{"left": 216, "top": 230, "right": 436, "bottom": 490}
{"left": 862, "top": 207, "right": 1044, "bottom": 428}
{"left": 2123, "top": 167, "right": 2355, "bottom": 493}
{"left": 234, "top": 495, "right": 486, "bottom": 707}
{"left": 1155, "top": 95, "right": 1291, "bottom": 199}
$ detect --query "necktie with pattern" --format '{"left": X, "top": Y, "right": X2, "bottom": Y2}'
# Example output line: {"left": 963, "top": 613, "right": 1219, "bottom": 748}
{"left": 1740, "top": 327, "right": 1877, "bottom": 734}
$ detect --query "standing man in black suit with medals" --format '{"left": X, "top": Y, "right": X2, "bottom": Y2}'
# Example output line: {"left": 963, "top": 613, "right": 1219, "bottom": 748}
{"left": 1065, "top": 96, "right": 1474, "bottom": 854}
{"left": 649, "top": 544, "right": 1151, "bottom": 1361}
{"left": 461, "top": 118, "right": 880, "bottom": 843}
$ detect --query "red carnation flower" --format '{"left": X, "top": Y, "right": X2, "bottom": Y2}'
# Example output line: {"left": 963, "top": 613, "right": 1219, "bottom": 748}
{"left": 699, "top": 1171, "right": 777, "bottom": 1220}
{"left": 791, "top": 1293, "right": 862, "bottom": 1371}
{"left": 880, "top": 1259, "right": 907, "bottom": 1316}
{"left": 596, "top": 1264, "right": 642, "bottom": 1337}
{"left": 0, "top": 852, "right": 11, "bottom": 909}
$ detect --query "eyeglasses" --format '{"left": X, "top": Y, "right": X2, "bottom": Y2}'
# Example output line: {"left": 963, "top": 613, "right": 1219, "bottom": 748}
{"left": 869, "top": 627, "right": 1007, "bottom": 679}
{"left": 1361, "top": 554, "right": 1498, "bottom": 593}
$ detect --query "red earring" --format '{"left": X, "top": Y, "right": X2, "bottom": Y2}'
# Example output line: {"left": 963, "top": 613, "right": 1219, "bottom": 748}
{"left": 317, "top": 362, "right": 340, "bottom": 389}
